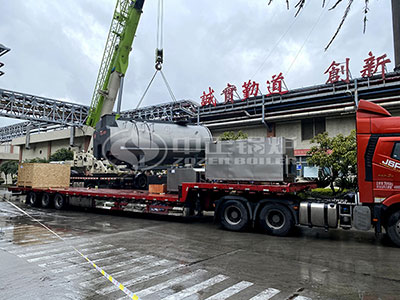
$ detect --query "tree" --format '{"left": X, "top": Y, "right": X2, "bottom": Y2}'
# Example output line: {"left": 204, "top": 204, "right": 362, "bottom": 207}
{"left": 24, "top": 157, "right": 49, "bottom": 163}
{"left": 268, "top": 0, "right": 370, "bottom": 50}
{"left": 0, "top": 161, "right": 19, "bottom": 184}
{"left": 219, "top": 131, "right": 248, "bottom": 141}
{"left": 307, "top": 130, "right": 357, "bottom": 194}
{"left": 49, "top": 148, "right": 74, "bottom": 162}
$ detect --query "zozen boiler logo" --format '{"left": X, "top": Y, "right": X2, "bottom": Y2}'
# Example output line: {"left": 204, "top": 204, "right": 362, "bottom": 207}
{"left": 382, "top": 159, "right": 400, "bottom": 171}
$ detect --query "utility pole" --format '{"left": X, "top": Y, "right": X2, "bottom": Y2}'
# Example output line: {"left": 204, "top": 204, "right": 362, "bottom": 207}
{"left": 393, "top": 0, "right": 400, "bottom": 71}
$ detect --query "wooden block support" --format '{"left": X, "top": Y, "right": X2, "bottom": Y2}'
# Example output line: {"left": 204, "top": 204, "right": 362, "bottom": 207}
{"left": 148, "top": 184, "right": 167, "bottom": 194}
{"left": 17, "top": 163, "right": 70, "bottom": 188}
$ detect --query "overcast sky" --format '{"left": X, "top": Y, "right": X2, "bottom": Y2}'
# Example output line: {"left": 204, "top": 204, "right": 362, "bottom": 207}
{"left": 0, "top": 0, "right": 395, "bottom": 127}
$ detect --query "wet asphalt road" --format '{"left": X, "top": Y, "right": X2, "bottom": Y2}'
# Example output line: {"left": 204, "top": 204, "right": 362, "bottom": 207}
{"left": 0, "top": 194, "right": 399, "bottom": 300}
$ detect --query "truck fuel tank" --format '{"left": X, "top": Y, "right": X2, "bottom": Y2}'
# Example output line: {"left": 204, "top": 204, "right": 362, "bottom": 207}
{"left": 299, "top": 202, "right": 338, "bottom": 229}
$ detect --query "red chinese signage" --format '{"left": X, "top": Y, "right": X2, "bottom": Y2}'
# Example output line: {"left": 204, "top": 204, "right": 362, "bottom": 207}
{"left": 221, "top": 84, "right": 238, "bottom": 104}
{"left": 201, "top": 73, "right": 289, "bottom": 107}
{"left": 267, "top": 72, "right": 288, "bottom": 96}
{"left": 200, "top": 51, "right": 392, "bottom": 107}
{"left": 325, "top": 51, "right": 391, "bottom": 84}
{"left": 360, "top": 51, "right": 391, "bottom": 80}
{"left": 325, "top": 58, "right": 350, "bottom": 84}
{"left": 200, "top": 87, "right": 217, "bottom": 107}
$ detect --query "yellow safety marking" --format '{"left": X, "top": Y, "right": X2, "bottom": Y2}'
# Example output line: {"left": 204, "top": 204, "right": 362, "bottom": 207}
{"left": 1, "top": 197, "right": 141, "bottom": 300}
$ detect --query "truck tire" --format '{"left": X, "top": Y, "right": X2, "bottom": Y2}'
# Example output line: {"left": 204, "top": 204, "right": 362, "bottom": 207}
{"left": 258, "top": 203, "right": 294, "bottom": 237}
{"left": 54, "top": 194, "right": 66, "bottom": 210}
{"left": 27, "top": 192, "right": 39, "bottom": 207}
{"left": 220, "top": 200, "right": 249, "bottom": 231}
{"left": 41, "top": 193, "right": 52, "bottom": 208}
{"left": 387, "top": 210, "right": 400, "bottom": 247}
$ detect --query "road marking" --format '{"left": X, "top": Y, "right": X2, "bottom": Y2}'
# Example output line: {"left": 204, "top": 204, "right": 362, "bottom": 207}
{"left": 81, "top": 257, "right": 170, "bottom": 288}
{"left": 79, "top": 255, "right": 156, "bottom": 286}
{"left": 97, "top": 264, "right": 185, "bottom": 295}
{"left": 52, "top": 252, "right": 139, "bottom": 274}
{"left": 5, "top": 238, "right": 89, "bottom": 254}
{"left": 64, "top": 253, "right": 144, "bottom": 279}
{"left": 18, "top": 242, "right": 99, "bottom": 258}
{"left": 163, "top": 274, "right": 229, "bottom": 300}
{"left": 132, "top": 269, "right": 208, "bottom": 299}
{"left": 205, "top": 281, "right": 254, "bottom": 300}
{"left": 28, "top": 244, "right": 114, "bottom": 262}
{"left": 38, "top": 248, "right": 126, "bottom": 268}
{"left": 293, "top": 297, "right": 312, "bottom": 300}
{"left": 249, "top": 288, "right": 281, "bottom": 300}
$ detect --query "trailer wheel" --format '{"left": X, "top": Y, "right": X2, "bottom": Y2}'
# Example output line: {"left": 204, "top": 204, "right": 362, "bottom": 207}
{"left": 41, "top": 193, "right": 52, "bottom": 208}
{"left": 258, "top": 203, "right": 294, "bottom": 237}
{"left": 387, "top": 210, "right": 400, "bottom": 247}
{"left": 54, "top": 194, "right": 66, "bottom": 210}
{"left": 220, "top": 200, "right": 249, "bottom": 231}
{"left": 26, "top": 192, "right": 40, "bottom": 207}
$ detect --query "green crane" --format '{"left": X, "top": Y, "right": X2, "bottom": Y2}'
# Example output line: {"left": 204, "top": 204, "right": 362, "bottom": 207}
{"left": 86, "top": 0, "right": 145, "bottom": 128}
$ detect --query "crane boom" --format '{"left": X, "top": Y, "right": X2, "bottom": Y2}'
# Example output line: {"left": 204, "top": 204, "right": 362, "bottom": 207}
{"left": 86, "top": 0, "right": 144, "bottom": 128}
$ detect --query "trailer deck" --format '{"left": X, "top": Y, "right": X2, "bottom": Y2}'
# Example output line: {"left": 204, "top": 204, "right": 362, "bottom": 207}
{"left": 9, "top": 182, "right": 314, "bottom": 204}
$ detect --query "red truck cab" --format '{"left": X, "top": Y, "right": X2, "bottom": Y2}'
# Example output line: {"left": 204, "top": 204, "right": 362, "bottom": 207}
{"left": 357, "top": 100, "right": 400, "bottom": 242}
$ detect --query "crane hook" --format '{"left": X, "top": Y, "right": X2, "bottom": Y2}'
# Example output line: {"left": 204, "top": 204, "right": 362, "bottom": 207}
{"left": 155, "top": 48, "right": 163, "bottom": 70}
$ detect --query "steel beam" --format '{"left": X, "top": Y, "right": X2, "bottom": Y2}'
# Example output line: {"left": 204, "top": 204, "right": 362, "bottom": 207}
{"left": 0, "top": 121, "right": 67, "bottom": 143}
{"left": 0, "top": 88, "right": 90, "bottom": 126}
{"left": 120, "top": 100, "right": 198, "bottom": 121}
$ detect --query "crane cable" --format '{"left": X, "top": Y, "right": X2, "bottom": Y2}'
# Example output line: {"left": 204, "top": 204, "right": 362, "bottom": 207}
{"left": 137, "top": 0, "right": 176, "bottom": 110}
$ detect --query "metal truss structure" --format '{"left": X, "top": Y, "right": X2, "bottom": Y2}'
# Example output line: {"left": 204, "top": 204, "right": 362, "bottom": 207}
{"left": 120, "top": 100, "right": 198, "bottom": 121}
{"left": 0, "top": 121, "right": 65, "bottom": 143}
{"left": 0, "top": 88, "right": 90, "bottom": 126}
{"left": 0, "top": 44, "right": 11, "bottom": 77}
{"left": 0, "top": 89, "right": 199, "bottom": 142}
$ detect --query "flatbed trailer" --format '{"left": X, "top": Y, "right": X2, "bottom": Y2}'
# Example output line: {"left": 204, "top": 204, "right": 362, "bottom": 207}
{"left": 8, "top": 182, "right": 315, "bottom": 234}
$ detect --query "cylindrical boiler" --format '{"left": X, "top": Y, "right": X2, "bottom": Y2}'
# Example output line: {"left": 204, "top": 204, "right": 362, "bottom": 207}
{"left": 93, "top": 115, "right": 212, "bottom": 170}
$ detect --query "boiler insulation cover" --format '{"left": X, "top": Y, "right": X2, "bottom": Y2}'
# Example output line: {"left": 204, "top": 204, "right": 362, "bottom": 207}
{"left": 206, "top": 138, "right": 296, "bottom": 182}
{"left": 94, "top": 115, "right": 212, "bottom": 170}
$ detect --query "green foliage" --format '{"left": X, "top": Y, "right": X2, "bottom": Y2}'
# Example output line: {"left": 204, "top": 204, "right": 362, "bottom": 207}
{"left": 307, "top": 130, "right": 357, "bottom": 194}
{"left": 0, "top": 161, "right": 18, "bottom": 176}
{"left": 24, "top": 157, "right": 49, "bottom": 163}
{"left": 49, "top": 148, "right": 74, "bottom": 162}
{"left": 219, "top": 131, "right": 248, "bottom": 141}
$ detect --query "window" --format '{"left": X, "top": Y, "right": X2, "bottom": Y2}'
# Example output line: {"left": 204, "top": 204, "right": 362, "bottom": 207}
{"left": 392, "top": 142, "right": 400, "bottom": 161}
{"left": 301, "top": 117, "right": 326, "bottom": 140}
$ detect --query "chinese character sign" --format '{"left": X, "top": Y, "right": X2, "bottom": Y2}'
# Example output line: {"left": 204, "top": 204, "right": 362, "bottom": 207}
{"left": 360, "top": 51, "right": 391, "bottom": 80}
{"left": 267, "top": 73, "right": 288, "bottom": 96}
{"left": 221, "top": 83, "right": 238, "bottom": 104}
{"left": 200, "top": 87, "right": 217, "bottom": 107}
{"left": 324, "top": 52, "right": 392, "bottom": 84}
{"left": 242, "top": 80, "right": 260, "bottom": 99}
{"left": 324, "top": 58, "right": 350, "bottom": 84}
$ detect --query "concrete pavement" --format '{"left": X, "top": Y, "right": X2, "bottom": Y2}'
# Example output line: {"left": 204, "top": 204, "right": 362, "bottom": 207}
{"left": 0, "top": 195, "right": 399, "bottom": 300}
